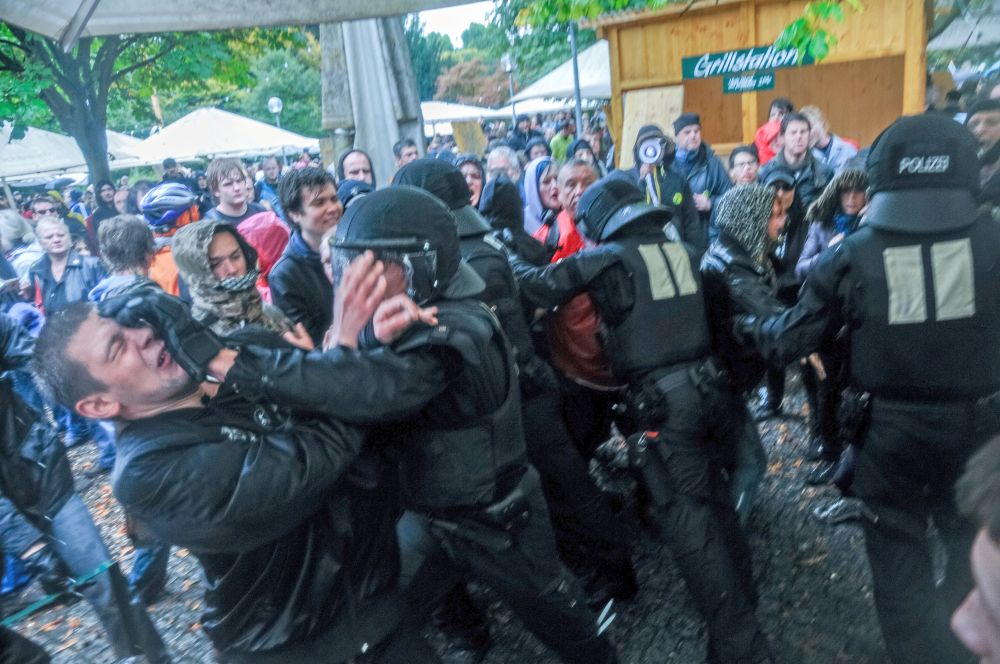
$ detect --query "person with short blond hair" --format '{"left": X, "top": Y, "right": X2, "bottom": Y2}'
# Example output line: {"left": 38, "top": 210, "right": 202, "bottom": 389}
{"left": 204, "top": 157, "right": 265, "bottom": 225}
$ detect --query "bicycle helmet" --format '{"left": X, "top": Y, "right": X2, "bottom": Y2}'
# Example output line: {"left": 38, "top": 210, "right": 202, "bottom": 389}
{"left": 140, "top": 182, "right": 197, "bottom": 233}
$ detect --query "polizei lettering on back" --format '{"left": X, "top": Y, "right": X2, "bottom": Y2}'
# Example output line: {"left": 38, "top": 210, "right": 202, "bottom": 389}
{"left": 897, "top": 155, "right": 950, "bottom": 175}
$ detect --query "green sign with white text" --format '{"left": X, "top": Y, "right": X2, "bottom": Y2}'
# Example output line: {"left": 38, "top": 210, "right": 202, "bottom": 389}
{"left": 682, "top": 45, "right": 811, "bottom": 80}
{"left": 723, "top": 71, "right": 775, "bottom": 94}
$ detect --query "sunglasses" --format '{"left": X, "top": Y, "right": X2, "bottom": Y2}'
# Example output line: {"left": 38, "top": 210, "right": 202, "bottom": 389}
{"left": 771, "top": 182, "right": 795, "bottom": 192}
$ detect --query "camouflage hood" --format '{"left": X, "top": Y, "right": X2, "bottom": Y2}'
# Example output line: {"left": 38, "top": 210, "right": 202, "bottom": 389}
{"left": 172, "top": 220, "right": 286, "bottom": 336}
{"left": 714, "top": 183, "right": 776, "bottom": 273}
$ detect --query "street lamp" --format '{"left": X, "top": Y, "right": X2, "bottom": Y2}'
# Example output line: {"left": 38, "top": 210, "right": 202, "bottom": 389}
{"left": 267, "top": 96, "right": 287, "bottom": 166}
{"left": 501, "top": 53, "right": 517, "bottom": 128}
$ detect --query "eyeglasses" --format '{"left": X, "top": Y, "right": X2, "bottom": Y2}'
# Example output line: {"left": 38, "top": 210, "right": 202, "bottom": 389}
{"left": 32, "top": 207, "right": 58, "bottom": 216}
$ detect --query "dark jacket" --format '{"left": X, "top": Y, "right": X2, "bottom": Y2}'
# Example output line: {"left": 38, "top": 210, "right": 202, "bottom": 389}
{"left": 701, "top": 234, "right": 786, "bottom": 392}
{"left": 759, "top": 151, "right": 833, "bottom": 208}
{"left": 0, "top": 315, "right": 74, "bottom": 528}
{"left": 113, "top": 350, "right": 401, "bottom": 659}
{"left": 670, "top": 143, "right": 731, "bottom": 225}
{"left": 269, "top": 230, "right": 333, "bottom": 345}
{"left": 27, "top": 251, "right": 106, "bottom": 313}
{"left": 226, "top": 299, "right": 523, "bottom": 512}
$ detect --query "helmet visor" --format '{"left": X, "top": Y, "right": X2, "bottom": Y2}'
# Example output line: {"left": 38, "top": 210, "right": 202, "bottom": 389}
{"left": 331, "top": 237, "right": 438, "bottom": 304}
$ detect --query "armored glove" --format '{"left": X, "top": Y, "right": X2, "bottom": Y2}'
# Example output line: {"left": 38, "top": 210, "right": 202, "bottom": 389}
{"left": 98, "top": 289, "right": 223, "bottom": 382}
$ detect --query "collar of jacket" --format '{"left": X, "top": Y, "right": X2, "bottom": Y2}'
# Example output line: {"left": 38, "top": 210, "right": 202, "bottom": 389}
{"left": 287, "top": 230, "right": 320, "bottom": 261}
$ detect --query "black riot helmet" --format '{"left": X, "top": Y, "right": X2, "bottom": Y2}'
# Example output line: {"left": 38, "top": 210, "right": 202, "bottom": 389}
{"left": 576, "top": 173, "right": 673, "bottom": 242}
{"left": 864, "top": 113, "right": 980, "bottom": 233}
{"left": 392, "top": 158, "right": 491, "bottom": 236}
{"left": 332, "top": 186, "right": 484, "bottom": 304}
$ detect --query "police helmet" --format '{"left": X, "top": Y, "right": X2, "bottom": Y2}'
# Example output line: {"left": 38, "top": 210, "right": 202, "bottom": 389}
{"left": 332, "top": 186, "right": 484, "bottom": 304}
{"left": 576, "top": 173, "right": 672, "bottom": 242}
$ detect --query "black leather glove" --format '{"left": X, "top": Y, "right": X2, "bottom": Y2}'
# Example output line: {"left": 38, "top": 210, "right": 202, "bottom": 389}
{"left": 98, "top": 289, "right": 224, "bottom": 382}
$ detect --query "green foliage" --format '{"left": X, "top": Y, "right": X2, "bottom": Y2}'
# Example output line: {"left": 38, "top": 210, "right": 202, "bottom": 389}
{"left": 435, "top": 57, "right": 510, "bottom": 105}
{"left": 231, "top": 47, "right": 322, "bottom": 137}
{"left": 405, "top": 16, "right": 455, "bottom": 101}
{"left": 774, "top": 1, "right": 864, "bottom": 62}
{"left": 460, "top": 23, "right": 509, "bottom": 61}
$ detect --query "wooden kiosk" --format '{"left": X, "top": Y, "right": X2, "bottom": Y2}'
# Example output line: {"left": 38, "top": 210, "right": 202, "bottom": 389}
{"left": 594, "top": 0, "right": 927, "bottom": 166}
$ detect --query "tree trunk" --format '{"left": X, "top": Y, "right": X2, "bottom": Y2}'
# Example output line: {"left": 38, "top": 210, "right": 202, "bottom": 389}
{"left": 65, "top": 111, "right": 111, "bottom": 185}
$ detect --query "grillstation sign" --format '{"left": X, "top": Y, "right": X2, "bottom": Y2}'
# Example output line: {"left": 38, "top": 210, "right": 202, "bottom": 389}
{"left": 682, "top": 44, "right": 812, "bottom": 80}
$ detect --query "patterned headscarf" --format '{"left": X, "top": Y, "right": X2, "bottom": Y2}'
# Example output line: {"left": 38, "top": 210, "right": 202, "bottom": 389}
{"left": 714, "top": 183, "right": 777, "bottom": 277}
{"left": 172, "top": 220, "right": 288, "bottom": 336}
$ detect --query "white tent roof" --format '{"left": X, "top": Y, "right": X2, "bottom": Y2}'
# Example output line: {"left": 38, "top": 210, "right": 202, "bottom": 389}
{"left": 0, "top": 0, "right": 481, "bottom": 50}
{"left": 510, "top": 40, "right": 611, "bottom": 103}
{"left": 928, "top": 13, "right": 1000, "bottom": 51}
{"left": 420, "top": 101, "right": 507, "bottom": 123}
{"left": 0, "top": 124, "right": 149, "bottom": 180}
{"left": 498, "top": 97, "right": 602, "bottom": 117}
{"left": 135, "top": 107, "right": 320, "bottom": 163}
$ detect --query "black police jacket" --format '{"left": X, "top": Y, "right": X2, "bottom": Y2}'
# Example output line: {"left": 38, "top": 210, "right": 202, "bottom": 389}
{"left": 227, "top": 298, "right": 527, "bottom": 512}
{"left": 701, "top": 234, "right": 786, "bottom": 392}
{"left": 741, "top": 212, "right": 1000, "bottom": 401}
{"left": 460, "top": 233, "right": 557, "bottom": 398}
{"left": 0, "top": 315, "right": 74, "bottom": 529}
{"left": 509, "top": 221, "right": 711, "bottom": 383}
{"left": 113, "top": 379, "right": 401, "bottom": 659}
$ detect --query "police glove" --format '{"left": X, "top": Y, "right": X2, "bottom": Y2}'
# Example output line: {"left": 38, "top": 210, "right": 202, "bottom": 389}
{"left": 98, "top": 289, "right": 224, "bottom": 383}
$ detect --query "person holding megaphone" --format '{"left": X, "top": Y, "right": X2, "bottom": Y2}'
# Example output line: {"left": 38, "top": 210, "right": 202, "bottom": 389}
{"left": 620, "top": 124, "right": 705, "bottom": 254}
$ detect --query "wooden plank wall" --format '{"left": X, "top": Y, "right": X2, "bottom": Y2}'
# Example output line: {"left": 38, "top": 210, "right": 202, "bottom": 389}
{"left": 598, "top": 0, "right": 925, "bottom": 162}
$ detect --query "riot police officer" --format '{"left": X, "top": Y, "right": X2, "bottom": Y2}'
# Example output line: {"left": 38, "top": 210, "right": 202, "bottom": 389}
{"left": 739, "top": 113, "right": 1000, "bottom": 663}
{"left": 507, "top": 176, "right": 772, "bottom": 663}
{"left": 393, "top": 160, "right": 637, "bottom": 605}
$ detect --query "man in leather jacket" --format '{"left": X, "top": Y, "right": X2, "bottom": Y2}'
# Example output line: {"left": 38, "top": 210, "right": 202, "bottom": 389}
{"left": 1, "top": 313, "right": 169, "bottom": 663}
{"left": 738, "top": 114, "right": 1000, "bottom": 664}
{"left": 31, "top": 300, "right": 431, "bottom": 662}
{"left": 505, "top": 176, "right": 772, "bottom": 663}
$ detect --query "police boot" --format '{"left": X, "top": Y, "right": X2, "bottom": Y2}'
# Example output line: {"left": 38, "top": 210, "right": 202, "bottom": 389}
{"left": 432, "top": 584, "right": 490, "bottom": 661}
{"left": 22, "top": 545, "right": 80, "bottom": 604}
{"left": 584, "top": 556, "right": 639, "bottom": 610}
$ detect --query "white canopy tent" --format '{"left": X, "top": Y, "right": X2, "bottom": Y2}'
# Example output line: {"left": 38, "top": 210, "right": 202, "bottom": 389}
{"left": 928, "top": 13, "right": 1000, "bottom": 51}
{"left": 420, "top": 101, "right": 506, "bottom": 123}
{"left": 509, "top": 40, "right": 611, "bottom": 103}
{"left": 0, "top": 0, "right": 482, "bottom": 50}
{"left": 134, "top": 108, "right": 320, "bottom": 163}
{"left": 0, "top": 124, "right": 149, "bottom": 181}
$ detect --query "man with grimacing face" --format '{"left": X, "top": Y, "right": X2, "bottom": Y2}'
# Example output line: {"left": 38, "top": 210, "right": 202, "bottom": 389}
{"left": 32, "top": 256, "right": 440, "bottom": 662}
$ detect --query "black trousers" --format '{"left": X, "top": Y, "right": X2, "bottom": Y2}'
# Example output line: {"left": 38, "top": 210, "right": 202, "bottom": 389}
{"left": 647, "top": 381, "right": 771, "bottom": 664}
{"left": 556, "top": 375, "right": 618, "bottom": 459}
{"left": 851, "top": 398, "right": 997, "bottom": 664}
{"left": 399, "top": 466, "right": 616, "bottom": 664}
{"left": 0, "top": 626, "right": 49, "bottom": 664}
{"left": 521, "top": 389, "right": 630, "bottom": 571}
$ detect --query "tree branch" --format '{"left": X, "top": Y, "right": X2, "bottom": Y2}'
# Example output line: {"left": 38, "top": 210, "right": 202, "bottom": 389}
{"left": 111, "top": 37, "right": 178, "bottom": 82}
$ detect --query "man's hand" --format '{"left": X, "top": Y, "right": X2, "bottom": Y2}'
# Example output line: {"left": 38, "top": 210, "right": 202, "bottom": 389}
{"left": 373, "top": 295, "right": 438, "bottom": 345}
{"left": 693, "top": 192, "right": 712, "bottom": 212}
{"left": 98, "top": 289, "right": 224, "bottom": 382}
{"left": 282, "top": 322, "right": 314, "bottom": 351}
{"left": 329, "top": 251, "right": 386, "bottom": 350}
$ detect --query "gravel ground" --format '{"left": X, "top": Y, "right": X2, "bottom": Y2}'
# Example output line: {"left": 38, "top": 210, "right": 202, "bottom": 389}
{"left": 12, "top": 381, "right": 888, "bottom": 663}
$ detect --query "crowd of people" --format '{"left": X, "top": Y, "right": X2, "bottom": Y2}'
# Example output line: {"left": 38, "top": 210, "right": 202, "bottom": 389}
{"left": 0, "top": 83, "right": 999, "bottom": 664}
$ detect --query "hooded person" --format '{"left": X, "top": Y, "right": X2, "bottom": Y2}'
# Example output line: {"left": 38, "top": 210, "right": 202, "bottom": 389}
{"left": 479, "top": 175, "right": 552, "bottom": 267}
{"left": 335, "top": 149, "right": 376, "bottom": 188}
{"left": 621, "top": 124, "right": 702, "bottom": 252}
{"left": 86, "top": 180, "right": 119, "bottom": 253}
{"left": 453, "top": 154, "right": 485, "bottom": 207}
{"left": 524, "top": 136, "right": 552, "bottom": 161}
{"left": 796, "top": 168, "right": 869, "bottom": 280}
{"left": 522, "top": 156, "right": 560, "bottom": 235}
{"left": 753, "top": 120, "right": 781, "bottom": 165}
{"left": 237, "top": 210, "right": 290, "bottom": 304}
{"left": 171, "top": 219, "right": 295, "bottom": 339}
